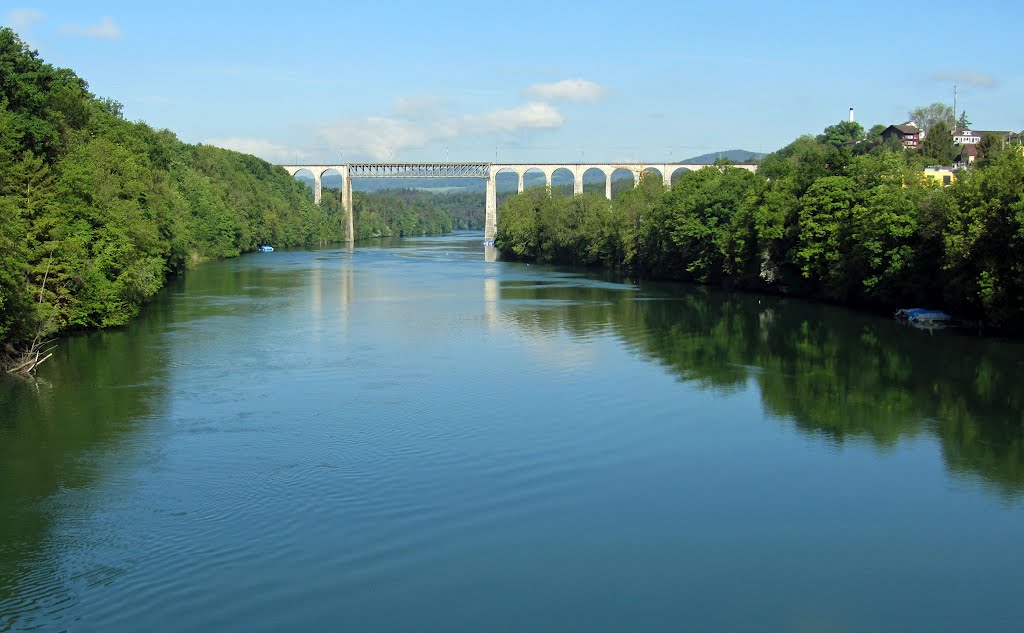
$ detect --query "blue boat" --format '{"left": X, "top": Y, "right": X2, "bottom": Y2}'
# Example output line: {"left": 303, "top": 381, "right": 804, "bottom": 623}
{"left": 894, "top": 308, "right": 952, "bottom": 324}
{"left": 258, "top": 245, "right": 274, "bottom": 252}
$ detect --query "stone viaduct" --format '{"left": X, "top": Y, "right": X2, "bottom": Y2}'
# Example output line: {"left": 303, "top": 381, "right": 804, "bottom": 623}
{"left": 279, "top": 162, "right": 758, "bottom": 244}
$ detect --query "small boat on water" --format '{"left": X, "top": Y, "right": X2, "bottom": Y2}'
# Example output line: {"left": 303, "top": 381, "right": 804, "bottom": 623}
{"left": 258, "top": 245, "right": 274, "bottom": 252}
{"left": 895, "top": 308, "right": 952, "bottom": 324}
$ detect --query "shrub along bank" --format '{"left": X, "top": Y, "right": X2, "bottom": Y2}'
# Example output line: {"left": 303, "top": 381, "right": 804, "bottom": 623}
{"left": 495, "top": 127, "right": 1024, "bottom": 332}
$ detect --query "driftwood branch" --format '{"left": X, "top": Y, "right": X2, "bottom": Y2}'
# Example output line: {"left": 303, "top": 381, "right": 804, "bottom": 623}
{"left": 3, "top": 256, "right": 58, "bottom": 375}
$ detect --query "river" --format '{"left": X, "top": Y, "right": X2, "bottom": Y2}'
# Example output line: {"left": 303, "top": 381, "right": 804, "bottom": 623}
{"left": 2, "top": 231, "right": 1023, "bottom": 632}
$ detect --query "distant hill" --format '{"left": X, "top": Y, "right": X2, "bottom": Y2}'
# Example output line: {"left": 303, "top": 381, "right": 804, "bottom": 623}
{"left": 678, "top": 149, "right": 766, "bottom": 164}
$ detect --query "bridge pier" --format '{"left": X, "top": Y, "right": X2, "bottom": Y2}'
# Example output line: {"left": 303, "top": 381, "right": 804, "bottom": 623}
{"left": 279, "top": 162, "right": 758, "bottom": 249}
{"left": 343, "top": 170, "right": 354, "bottom": 243}
{"left": 485, "top": 175, "right": 497, "bottom": 243}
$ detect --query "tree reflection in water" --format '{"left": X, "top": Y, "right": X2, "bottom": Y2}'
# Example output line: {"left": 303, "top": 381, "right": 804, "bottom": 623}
{"left": 499, "top": 276, "right": 1024, "bottom": 498}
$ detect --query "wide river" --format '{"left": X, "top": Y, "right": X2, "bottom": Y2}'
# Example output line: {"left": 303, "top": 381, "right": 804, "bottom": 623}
{"left": 2, "top": 232, "right": 1023, "bottom": 632}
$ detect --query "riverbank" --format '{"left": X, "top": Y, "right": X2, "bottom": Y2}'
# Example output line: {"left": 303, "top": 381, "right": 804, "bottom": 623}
{"left": 494, "top": 141, "right": 1024, "bottom": 334}
{"left": 4, "top": 233, "right": 1022, "bottom": 632}
{"left": 0, "top": 28, "right": 459, "bottom": 360}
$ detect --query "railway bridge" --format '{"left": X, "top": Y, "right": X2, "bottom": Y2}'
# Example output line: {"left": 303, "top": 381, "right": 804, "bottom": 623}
{"left": 279, "top": 162, "right": 758, "bottom": 243}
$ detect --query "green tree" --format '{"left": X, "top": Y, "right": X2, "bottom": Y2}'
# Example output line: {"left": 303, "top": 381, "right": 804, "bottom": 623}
{"left": 976, "top": 133, "right": 1005, "bottom": 165}
{"left": 943, "top": 151, "right": 1024, "bottom": 326}
{"left": 817, "top": 120, "right": 865, "bottom": 149}
{"left": 795, "top": 175, "right": 857, "bottom": 298}
{"left": 663, "top": 166, "right": 760, "bottom": 283}
{"left": 908, "top": 102, "right": 954, "bottom": 134}
{"left": 0, "top": 27, "right": 344, "bottom": 352}
{"left": 0, "top": 196, "right": 33, "bottom": 344}
{"left": 867, "top": 124, "right": 887, "bottom": 142}
{"left": 920, "top": 120, "right": 956, "bottom": 165}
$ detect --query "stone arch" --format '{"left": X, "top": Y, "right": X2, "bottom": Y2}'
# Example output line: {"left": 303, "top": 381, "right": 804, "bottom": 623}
{"left": 668, "top": 166, "right": 692, "bottom": 187}
{"left": 610, "top": 168, "right": 637, "bottom": 198}
{"left": 582, "top": 167, "right": 607, "bottom": 196}
{"left": 291, "top": 168, "right": 316, "bottom": 201}
{"left": 494, "top": 166, "right": 521, "bottom": 195}
{"left": 523, "top": 167, "right": 548, "bottom": 190}
{"left": 641, "top": 167, "right": 664, "bottom": 186}
{"left": 494, "top": 167, "right": 522, "bottom": 211}
{"left": 551, "top": 167, "right": 575, "bottom": 197}
{"left": 320, "top": 168, "right": 344, "bottom": 203}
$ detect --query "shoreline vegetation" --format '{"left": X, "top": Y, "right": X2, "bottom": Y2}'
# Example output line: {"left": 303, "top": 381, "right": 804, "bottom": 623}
{"left": 495, "top": 123, "right": 1024, "bottom": 335}
{"left": 0, "top": 29, "right": 478, "bottom": 373}
{"left": 4, "top": 26, "right": 1023, "bottom": 372}
{"left": 0, "top": 27, "right": 338, "bottom": 371}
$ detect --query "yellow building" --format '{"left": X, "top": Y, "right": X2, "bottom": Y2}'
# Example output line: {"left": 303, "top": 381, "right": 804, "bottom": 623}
{"left": 922, "top": 166, "right": 956, "bottom": 186}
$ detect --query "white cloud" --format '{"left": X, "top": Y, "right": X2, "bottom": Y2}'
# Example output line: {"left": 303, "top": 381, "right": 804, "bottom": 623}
{"left": 314, "top": 116, "right": 458, "bottom": 161}
{"left": 310, "top": 101, "right": 563, "bottom": 161}
{"left": 461, "top": 102, "right": 564, "bottom": 134}
{"left": 59, "top": 16, "right": 121, "bottom": 39}
{"left": 6, "top": 8, "right": 44, "bottom": 30}
{"left": 207, "top": 95, "right": 567, "bottom": 163}
{"left": 932, "top": 69, "right": 997, "bottom": 88}
{"left": 203, "top": 137, "right": 313, "bottom": 164}
{"left": 525, "top": 78, "right": 608, "bottom": 102}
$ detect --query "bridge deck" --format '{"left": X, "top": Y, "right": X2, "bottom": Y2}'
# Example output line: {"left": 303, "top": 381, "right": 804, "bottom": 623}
{"left": 282, "top": 162, "right": 756, "bottom": 178}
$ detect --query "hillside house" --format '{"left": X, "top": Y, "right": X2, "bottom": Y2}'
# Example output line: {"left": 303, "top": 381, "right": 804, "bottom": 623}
{"left": 955, "top": 143, "right": 978, "bottom": 169}
{"left": 881, "top": 123, "right": 923, "bottom": 148}
{"left": 953, "top": 129, "right": 1015, "bottom": 145}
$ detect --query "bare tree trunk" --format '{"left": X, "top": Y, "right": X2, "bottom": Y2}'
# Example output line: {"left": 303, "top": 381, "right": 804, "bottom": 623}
{"left": 3, "top": 257, "right": 57, "bottom": 375}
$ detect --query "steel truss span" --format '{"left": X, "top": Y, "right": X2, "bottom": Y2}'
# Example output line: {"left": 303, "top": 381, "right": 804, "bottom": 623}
{"left": 347, "top": 163, "right": 491, "bottom": 178}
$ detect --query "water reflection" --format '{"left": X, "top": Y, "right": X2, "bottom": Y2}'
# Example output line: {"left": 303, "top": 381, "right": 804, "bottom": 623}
{"left": 2, "top": 234, "right": 1023, "bottom": 633}
{"left": 499, "top": 277, "right": 1024, "bottom": 497}
{"left": 0, "top": 324, "right": 169, "bottom": 630}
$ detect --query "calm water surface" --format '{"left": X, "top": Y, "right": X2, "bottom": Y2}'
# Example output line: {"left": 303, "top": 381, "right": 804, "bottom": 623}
{"left": 2, "top": 232, "right": 1023, "bottom": 632}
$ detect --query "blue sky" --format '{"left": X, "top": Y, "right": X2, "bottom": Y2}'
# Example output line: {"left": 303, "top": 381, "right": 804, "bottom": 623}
{"left": 5, "top": 0, "right": 1023, "bottom": 164}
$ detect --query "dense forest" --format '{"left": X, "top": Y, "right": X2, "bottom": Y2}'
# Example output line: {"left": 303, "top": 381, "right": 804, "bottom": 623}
{"left": 495, "top": 119, "right": 1024, "bottom": 332}
{"left": 0, "top": 29, "right": 466, "bottom": 367}
{"left": 317, "top": 188, "right": 484, "bottom": 238}
{"left": 0, "top": 28, "right": 346, "bottom": 362}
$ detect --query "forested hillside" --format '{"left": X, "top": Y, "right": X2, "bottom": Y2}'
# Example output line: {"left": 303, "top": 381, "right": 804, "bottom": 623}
{"left": 318, "top": 188, "right": 484, "bottom": 237}
{"left": 0, "top": 28, "right": 345, "bottom": 360}
{"left": 496, "top": 122, "right": 1024, "bottom": 332}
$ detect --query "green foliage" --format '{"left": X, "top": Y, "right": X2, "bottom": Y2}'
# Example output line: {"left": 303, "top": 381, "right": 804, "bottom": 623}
{"left": 663, "top": 167, "right": 760, "bottom": 283}
{"left": 0, "top": 28, "right": 341, "bottom": 348}
{"left": 909, "top": 102, "right": 954, "bottom": 134}
{"left": 867, "top": 124, "right": 887, "bottom": 142}
{"left": 796, "top": 176, "right": 857, "bottom": 297}
{"left": 499, "top": 277, "right": 1024, "bottom": 496}
{"left": 817, "top": 120, "right": 865, "bottom": 149}
{"left": 975, "top": 133, "right": 1005, "bottom": 165}
{"left": 0, "top": 195, "right": 32, "bottom": 344}
{"left": 943, "top": 151, "right": 1024, "bottom": 327}
{"left": 920, "top": 120, "right": 956, "bottom": 165}
{"left": 349, "top": 189, "right": 456, "bottom": 240}
{"left": 495, "top": 119, "right": 1024, "bottom": 332}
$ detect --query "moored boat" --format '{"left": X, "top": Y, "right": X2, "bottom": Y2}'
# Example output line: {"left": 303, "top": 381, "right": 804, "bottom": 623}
{"left": 895, "top": 308, "right": 952, "bottom": 324}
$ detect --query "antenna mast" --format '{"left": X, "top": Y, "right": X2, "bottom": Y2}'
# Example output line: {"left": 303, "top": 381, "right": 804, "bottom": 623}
{"left": 953, "top": 82, "right": 958, "bottom": 128}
